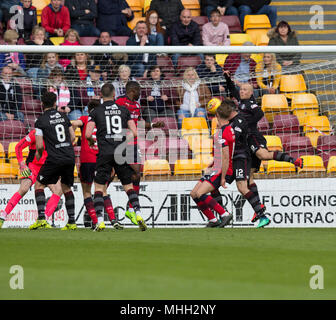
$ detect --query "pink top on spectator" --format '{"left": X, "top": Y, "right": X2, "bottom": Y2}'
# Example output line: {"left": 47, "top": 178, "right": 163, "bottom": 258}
{"left": 202, "top": 22, "right": 230, "bottom": 46}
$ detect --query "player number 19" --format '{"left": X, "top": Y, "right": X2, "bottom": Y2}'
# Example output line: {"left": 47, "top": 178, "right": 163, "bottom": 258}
{"left": 106, "top": 115, "right": 122, "bottom": 134}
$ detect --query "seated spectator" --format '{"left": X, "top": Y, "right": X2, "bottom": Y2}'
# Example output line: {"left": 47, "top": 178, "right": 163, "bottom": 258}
{"left": 196, "top": 54, "right": 226, "bottom": 97}
{"left": 201, "top": 0, "right": 238, "bottom": 20}
{"left": 41, "top": 0, "right": 71, "bottom": 37}
{"left": 59, "top": 28, "right": 81, "bottom": 68}
{"left": 0, "top": 30, "right": 26, "bottom": 77}
{"left": 176, "top": 67, "right": 211, "bottom": 128}
{"left": 202, "top": 9, "right": 230, "bottom": 46}
{"left": 170, "top": 9, "right": 203, "bottom": 67}
{"left": 223, "top": 42, "right": 258, "bottom": 96}
{"left": 37, "top": 52, "right": 63, "bottom": 80}
{"left": 65, "top": 52, "right": 92, "bottom": 82}
{"left": 96, "top": 0, "right": 133, "bottom": 37}
{"left": 140, "top": 65, "right": 175, "bottom": 122}
{"left": 112, "top": 64, "right": 136, "bottom": 100}
{"left": 268, "top": 21, "right": 301, "bottom": 70}
{"left": 93, "top": 31, "right": 128, "bottom": 81}
{"left": 149, "top": 0, "right": 184, "bottom": 41}
{"left": 65, "top": 0, "right": 100, "bottom": 37}
{"left": 16, "top": 0, "right": 37, "bottom": 40}
{"left": 233, "top": 0, "right": 277, "bottom": 28}
{"left": 255, "top": 53, "right": 281, "bottom": 95}
{"left": 145, "top": 10, "right": 165, "bottom": 46}
{"left": 0, "top": 1, "right": 21, "bottom": 28}
{"left": 126, "top": 21, "right": 156, "bottom": 78}
{"left": 25, "top": 26, "right": 53, "bottom": 79}
{"left": 0, "top": 66, "right": 24, "bottom": 123}
{"left": 81, "top": 64, "right": 103, "bottom": 107}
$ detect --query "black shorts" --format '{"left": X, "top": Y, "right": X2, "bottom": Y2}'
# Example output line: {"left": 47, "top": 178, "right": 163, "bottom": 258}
{"left": 200, "top": 171, "right": 233, "bottom": 190}
{"left": 232, "top": 157, "right": 251, "bottom": 182}
{"left": 248, "top": 132, "right": 267, "bottom": 154}
{"left": 80, "top": 162, "right": 96, "bottom": 184}
{"left": 37, "top": 161, "right": 75, "bottom": 186}
{"left": 94, "top": 154, "right": 133, "bottom": 186}
{"left": 126, "top": 144, "right": 142, "bottom": 165}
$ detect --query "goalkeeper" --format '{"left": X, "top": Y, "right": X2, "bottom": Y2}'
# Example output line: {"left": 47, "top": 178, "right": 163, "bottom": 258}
{"left": 0, "top": 129, "right": 58, "bottom": 229}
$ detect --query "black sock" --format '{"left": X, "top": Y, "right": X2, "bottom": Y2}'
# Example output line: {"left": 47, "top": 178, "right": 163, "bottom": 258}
{"left": 126, "top": 189, "right": 140, "bottom": 212}
{"left": 35, "top": 189, "right": 46, "bottom": 220}
{"left": 64, "top": 191, "right": 75, "bottom": 224}
{"left": 244, "top": 191, "right": 263, "bottom": 216}
{"left": 93, "top": 191, "right": 104, "bottom": 218}
{"left": 210, "top": 189, "right": 223, "bottom": 207}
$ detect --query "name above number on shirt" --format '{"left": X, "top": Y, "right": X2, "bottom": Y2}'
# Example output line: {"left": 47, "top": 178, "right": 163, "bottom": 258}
{"left": 106, "top": 115, "right": 122, "bottom": 135}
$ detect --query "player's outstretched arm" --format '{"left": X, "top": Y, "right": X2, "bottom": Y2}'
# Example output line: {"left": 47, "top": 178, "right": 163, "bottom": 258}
{"left": 15, "top": 134, "right": 32, "bottom": 176}
{"left": 71, "top": 119, "right": 83, "bottom": 131}
{"left": 85, "top": 120, "right": 96, "bottom": 146}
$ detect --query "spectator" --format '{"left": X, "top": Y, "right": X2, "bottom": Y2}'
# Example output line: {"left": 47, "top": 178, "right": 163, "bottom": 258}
{"left": 65, "top": 0, "right": 100, "bottom": 37}
{"left": 37, "top": 52, "right": 63, "bottom": 80}
{"left": 223, "top": 42, "right": 258, "bottom": 96}
{"left": 196, "top": 54, "right": 226, "bottom": 97}
{"left": 255, "top": 53, "right": 281, "bottom": 95}
{"left": 80, "top": 64, "right": 103, "bottom": 107}
{"left": 145, "top": 10, "right": 165, "bottom": 46}
{"left": 140, "top": 65, "right": 175, "bottom": 122}
{"left": 200, "top": 0, "right": 238, "bottom": 20}
{"left": 176, "top": 67, "right": 211, "bottom": 128}
{"left": 0, "top": 66, "right": 24, "bottom": 123}
{"left": 268, "top": 20, "right": 301, "bottom": 70}
{"left": 202, "top": 8, "right": 230, "bottom": 46}
{"left": 149, "top": 0, "right": 184, "bottom": 41}
{"left": 93, "top": 31, "right": 128, "bottom": 81}
{"left": 65, "top": 52, "right": 92, "bottom": 82}
{"left": 17, "top": 0, "right": 37, "bottom": 40}
{"left": 0, "top": 1, "right": 21, "bottom": 28}
{"left": 0, "top": 30, "right": 26, "bottom": 77}
{"left": 112, "top": 64, "right": 136, "bottom": 100}
{"left": 170, "top": 9, "right": 202, "bottom": 67}
{"left": 126, "top": 20, "right": 156, "bottom": 78}
{"left": 96, "top": 0, "right": 133, "bottom": 37}
{"left": 233, "top": 0, "right": 277, "bottom": 28}
{"left": 41, "top": 0, "right": 71, "bottom": 37}
{"left": 25, "top": 26, "right": 53, "bottom": 79}
{"left": 59, "top": 28, "right": 81, "bottom": 68}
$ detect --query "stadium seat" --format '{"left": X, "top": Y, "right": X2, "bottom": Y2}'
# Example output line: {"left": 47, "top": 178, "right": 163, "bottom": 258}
{"left": 127, "top": 17, "right": 144, "bottom": 31}
{"left": 278, "top": 133, "right": 301, "bottom": 147}
{"left": 23, "top": 98, "right": 43, "bottom": 115}
{"left": 261, "top": 94, "right": 289, "bottom": 123}
{"left": 74, "top": 165, "right": 78, "bottom": 178}
{"left": 246, "top": 29, "right": 269, "bottom": 45}
{"left": 156, "top": 55, "right": 175, "bottom": 77}
{"left": 151, "top": 117, "right": 178, "bottom": 136}
{"left": 181, "top": 117, "right": 209, "bottom": 137}
{"left": 181, "top": 0, "right": 201, "bottom": 16}
{"left": 215, "top": 54, "right": 228, "bottom": 67}
{"left": 264, "top": 135, "right": 283, "bottom": 151}
{"left": 8, "top": 142, "right": 28, "bottom": 159}
{"left": 176, "top": 55, "right": 202, "bottom": 76}
{"left": 303, "top": 116, "right": 332, "bottom": 147}
{"left": 256, "top": 33, "right": 270, "bottom": 46}
{"left": 279, "top": 74, "right": 307, "bottom": 99}
{"left": 243, "top": 15, "right": 271, "bottom": 31}
{"left": 80, "top": 37, "right": 98, "bottom": 46}
{"left": 220, "top": 16, "right": 242, "bottom": 33}
{"left": 257, "top": 116, "right": 270, "bottom": 135}
{"left": 229, "top": 33, "right": 253, "bottom": 46}
{"left": 16, "top": 78, "right": 33, "bottom": 95}
{"left": 166, "top": 137, "right": 190, "bottom": 164}
{"left": 0, "top": 120, "right": 26, "bottom": 140}
{"left": 211, "top": 117, "right": 218, "bottom": 136}
{"left": 143, "top": 0, "right": 152, "bottom": 13}
{"left": 32, "top": 0, "right": 49, "bottom": 15}
{"left": 186, "top": 135, "right": 213, "bottom": 155}
{"left": 194, "top": 153, "right": 214, "bottom": 168}
{"left": 266, "top": 160, "right": 295, "bottom": 174}
{"left": 174, "top": 159, "right": 203, "bottom": 175}
{"left": 327, "top": 156, "right": 336, "bottom": 173}
{"left": 126, "top": 0, "right": 143, "bottom": 18}
{"left": 0, "top": 143, "right": 5, "bottom": 163}
{"left": 192, "top": 16, "right": 209, "bottom": 29}
{"left": 298, "top": 155, "right": 325, "bottom": 173}
{"left": 316, "top": 135, "right": 336, "bottom": 153}
{"left": 291, "top": 93, "right": 319, "bottom": 125}
{"left": 49, "top": 37, "right": 64, "bottom": 45}
{"left": 111, "top": 36, "right": 129, "bottom": 46}
{"left": 292, "top": 109, "right": 319, "bottom": 127}
{"left": 143, "top": 159, "right": 171, "bottom": 176}
{"left": 283, "top": 136, "right": 315, "bottom": 160}
{"left": 0, "top": 163, "right": 18, "bottom": 178}
{"left": 273, "top": 114, "right": 300, "bottom": 135}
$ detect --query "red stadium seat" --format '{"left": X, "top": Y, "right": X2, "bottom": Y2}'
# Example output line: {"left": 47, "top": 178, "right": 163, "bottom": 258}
{"left": 316, "top": 135, "right": 336, "bottom": 167}
{"left": 166, "top": 137, "right": 190, "bottom": 165}
{"left": 278, "top": 133, "right": 301, "bottom": 146}
{"left": 24, "top": 114, "right": 39, "bottom": 130}
{"left": 156, "top": 55, "right": 176, "bottom": 77}
{"left": 111, "top": 36, "right": 129, "bottom": 46}
{"left": 80, "top": 37, "right": 98, "bottom": 45}
{"left": 151, "top": 117, "right": 178, "bottom": 136}
{"left": 220, "top": 15, "right": 242, "bottom": 33}
{"left": 23, "top": 97, "right": 43, "bottom": 115}
{"left": 176, "top": 55, "right": 202, "bottom": 76}
{"left": 273, "top": 114, "right": 300, "bottom": 135}
{"left": 16, "top": 77, "right": 33, "bottom": 95}
{"left": 257, "top": 116, "right": 270, "bottom": 135}
{"left": 192, "top": 16, "right": 209, "bottom": 29}
{"left": 283, "top": 136, "right": 315, "bottom": 160}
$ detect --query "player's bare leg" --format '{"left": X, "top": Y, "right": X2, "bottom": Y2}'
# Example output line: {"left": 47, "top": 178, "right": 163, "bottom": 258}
{"left": 256, "top": 148, "right": 303, "bottom": 168}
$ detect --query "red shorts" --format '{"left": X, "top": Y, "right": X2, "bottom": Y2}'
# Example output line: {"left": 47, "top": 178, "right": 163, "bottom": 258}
{"left": 20, "top": 163, "right": 41, "bottom": 185}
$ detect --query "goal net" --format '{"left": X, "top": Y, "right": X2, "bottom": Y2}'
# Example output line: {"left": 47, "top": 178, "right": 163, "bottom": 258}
{"left": 0, "top": 44, "right": 336, "bottom": 228}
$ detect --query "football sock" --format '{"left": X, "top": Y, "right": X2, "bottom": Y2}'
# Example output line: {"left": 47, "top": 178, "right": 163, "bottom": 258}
{"left": 192, "top": 197, "right": 216, "bottom": 221}
{"left": 64, "top": 191, "right": 75, "bottom": 224}
{"left": 84, "top": 197, "right": 98, "bottom": 225}
{"left": 249, "top": 183, "right": 259, "bottom": 197}
{"left": 210, "top": 189, "right": 223, "bottom": 207}
{"left": 126, "top": 189, "right": 140, "bottom": 213}
{"left": 103, "top": 195, "right": 116, "bottom": 221}
{"left": 273, "top": 151, "right": 294, "bottom": 163}
{"left": 244, "top": 191, "right": 264, "bottom": 216}
{"left": 93, "top": 191, "right": 104, "bottom": 223}
{"left": 35, "top": 189, "right": 46, "bottom": 220}
{"left": 199, "top": 194, "right": 229, "bottom": 217}
{"left": 45, "top": 194, "right": 61, "bottom": 218}
{"left": 128, "top": 178, "right": 140, "bottom": 211}
{"left": 5, "top": 192, "right": 22, "bottom": 216}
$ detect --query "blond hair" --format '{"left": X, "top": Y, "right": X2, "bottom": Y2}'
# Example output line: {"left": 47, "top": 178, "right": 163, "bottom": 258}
{"left": 64, "top": 28, "right": 80, "bottom": 43}
{"left": 183, "top": 67, "right": 199, "bottom": 83}
{"left": 4, "top": 30, "right": 19, "bottom": 43}
{"left": 32, "top": 25, "right": 46, "bottom": 38}
{"left": 262, "top": 53, "right": 277, "bottom": 72}
{"left": 40, "top": 52, "right": 59, "bottom": 68}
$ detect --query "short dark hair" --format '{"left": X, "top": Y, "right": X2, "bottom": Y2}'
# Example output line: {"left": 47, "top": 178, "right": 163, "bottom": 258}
{"left": 275, "top": 20, "right": 292, "bottom": 35}
{"left": 125, "top": 80, "right": 140, "bottom": 93}
{"left": 216, "top": 98, "right": 236, "bottom": 119}
{"left": 41, "top": 91, "right": 57, "bottom": 110}
{"left": 101, "top": 82, "right": 115, "bottom": 98}
{"left": 210, "top": 9, "right": 221, "bottom": 16}
{"left": 87, "top": 99, "right": 100, "bottom": 112}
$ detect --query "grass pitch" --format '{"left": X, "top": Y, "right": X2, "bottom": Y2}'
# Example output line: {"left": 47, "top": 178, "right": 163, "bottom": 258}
{"left": 0, "top": 228, "right": 335, "bottom": 299}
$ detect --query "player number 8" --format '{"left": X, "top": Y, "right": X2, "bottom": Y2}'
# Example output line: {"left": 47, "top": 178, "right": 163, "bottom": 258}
{"left": 55, "top": 124, "right": 66, "bottom": 142}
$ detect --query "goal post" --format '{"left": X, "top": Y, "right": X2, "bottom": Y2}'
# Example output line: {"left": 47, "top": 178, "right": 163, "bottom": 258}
{"left": 0, "top": 44, "right": 336, "bottom": 228}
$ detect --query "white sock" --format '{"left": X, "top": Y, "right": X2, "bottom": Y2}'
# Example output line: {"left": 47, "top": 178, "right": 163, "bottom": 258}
{"left": 97, "top": 216, "right": 104, "bottom": 224}
{"left": 209, "top": 218, "right": 217, "bottom": 223}
{"left": 220, "top": 211, "right": 230, "bottom": 218}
